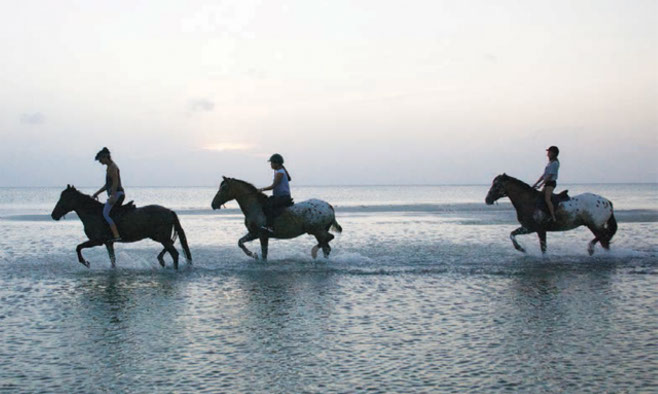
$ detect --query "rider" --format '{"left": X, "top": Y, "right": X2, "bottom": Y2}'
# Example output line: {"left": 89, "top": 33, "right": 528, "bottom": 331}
{"left": 92, "top": 147, "right": 125, "bottom": 241}
{"left": 257, "top": 153, "right": 293, "bottom": 234}
{"left": 532, "top": 146, "right": 560, "bottom": 222}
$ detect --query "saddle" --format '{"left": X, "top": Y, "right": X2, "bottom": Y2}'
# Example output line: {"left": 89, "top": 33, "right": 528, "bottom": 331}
{"left": 271, "top": 197, "right": 294, "bottom": 218}
{"left": 536, "top": 190, "right": 570, "bottom": 215}
{"left": 109, "top": 199, "right": 137, "bottom": 219}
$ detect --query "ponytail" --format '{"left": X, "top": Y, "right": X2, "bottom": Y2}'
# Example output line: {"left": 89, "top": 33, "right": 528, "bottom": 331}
{"left": 282, "top": 165, "right": 292, "bottom": 182}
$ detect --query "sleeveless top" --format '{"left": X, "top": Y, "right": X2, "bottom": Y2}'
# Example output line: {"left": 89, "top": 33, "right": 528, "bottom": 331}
{"left": 272, "top": 168, "right": 290, "bottom": 196}
{"left": 105, "top": 168, "right": 124, "bottom": 196}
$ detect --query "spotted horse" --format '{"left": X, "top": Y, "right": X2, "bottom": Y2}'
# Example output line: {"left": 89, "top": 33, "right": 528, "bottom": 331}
{"left": 211, "top": 177, "right": 342, "bottom": 261}
{"left": 485, "top": 174, "right": 617, "bottom": 255}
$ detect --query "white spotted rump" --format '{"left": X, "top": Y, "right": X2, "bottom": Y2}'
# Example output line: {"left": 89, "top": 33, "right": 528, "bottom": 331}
{"left": 285, "top": 199, "right": 336, "bottom": 230}
{"left": 558, "top": 192, "right": 614, "bottom": 228}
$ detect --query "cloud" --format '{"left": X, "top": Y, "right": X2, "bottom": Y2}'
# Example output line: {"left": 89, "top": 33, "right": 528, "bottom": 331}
{"left": 20, "top": 112, "right": 45, "bottom": 125}
{"left": 188, "top": 99, "right": 215, "bottom": 112}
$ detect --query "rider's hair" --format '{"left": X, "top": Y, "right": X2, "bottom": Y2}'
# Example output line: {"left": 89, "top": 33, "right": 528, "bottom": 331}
{"left": 282, "top": 165, "right": 292, "bottom": 182}
{"left": 95, "top": 147, "right": 111, "bottom": 161}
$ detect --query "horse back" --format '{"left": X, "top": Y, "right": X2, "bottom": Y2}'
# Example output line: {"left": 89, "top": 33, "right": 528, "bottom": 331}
{"left": 275, "top": 199, "right": 335, "bottom": 232}
{"left": 558, "top": 192, "right": 613, "bottom": 227}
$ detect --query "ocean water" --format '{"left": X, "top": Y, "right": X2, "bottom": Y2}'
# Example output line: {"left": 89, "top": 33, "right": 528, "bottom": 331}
{"left": 0, "top": 184, "right": 656, "bottom": 392}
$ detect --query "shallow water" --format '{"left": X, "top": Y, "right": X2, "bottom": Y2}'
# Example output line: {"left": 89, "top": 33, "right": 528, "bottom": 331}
{"left": 1, "top": 185, "right": 657, "bottom": 392}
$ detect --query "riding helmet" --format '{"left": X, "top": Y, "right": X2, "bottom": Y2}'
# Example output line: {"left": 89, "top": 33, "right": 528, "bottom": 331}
{"left": 546, "top": 146, "right": 559, "bottom": 156}
{"left": 268, "top": 153, "right": 284, "bottom": 164}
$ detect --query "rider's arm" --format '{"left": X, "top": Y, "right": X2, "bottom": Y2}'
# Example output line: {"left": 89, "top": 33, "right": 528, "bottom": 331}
{"left": 532, "top": 175, "right": 545, "bottom": 189}
{"left": 259, "top": 172, "right": 283, "bottom": 192}
{"left": 92, "top": 183, "right": 108, "bottom": 199}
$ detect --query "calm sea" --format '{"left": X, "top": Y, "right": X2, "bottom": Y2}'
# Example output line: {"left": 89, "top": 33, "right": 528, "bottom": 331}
{"left": 1, "top": 184, "right": 656, "bottom": 392}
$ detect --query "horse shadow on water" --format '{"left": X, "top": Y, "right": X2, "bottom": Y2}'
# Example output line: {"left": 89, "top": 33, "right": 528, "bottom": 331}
{"left": 485, "top": 174, "right": 617, "bottom": 255}
{"left": 51, "top": 185, "right": 192, "bottom": 269}
{"left": 211, "top": 177, "right": 343, "bottom": 261}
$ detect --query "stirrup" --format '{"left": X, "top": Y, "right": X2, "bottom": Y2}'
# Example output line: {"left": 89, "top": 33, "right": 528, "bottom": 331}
{"left": 260, "top": 226, "right": 274, "bottom": 234}
{"left": 110, "top": 236, "right": 122, "bottom": 242}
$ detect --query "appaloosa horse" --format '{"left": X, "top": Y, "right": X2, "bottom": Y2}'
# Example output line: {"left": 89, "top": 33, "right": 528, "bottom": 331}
{"left": 485, "top": 174, "right": 617, "bottom": 255}
{"left": 51, "top": 185, "right": 192, "bottom": 268}
{"left": 211, "top": 177, "right": 342, "bottom": 260}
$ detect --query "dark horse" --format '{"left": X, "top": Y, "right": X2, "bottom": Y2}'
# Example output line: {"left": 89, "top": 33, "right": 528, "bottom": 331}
{"left": 51, "top": 185, "right": 192, "bottom": 268}
{"left": 485, "top": 174, "right": 617, "bottom": 255}
{"left": 211, "top": 177, "right": 342, "bottom": 261}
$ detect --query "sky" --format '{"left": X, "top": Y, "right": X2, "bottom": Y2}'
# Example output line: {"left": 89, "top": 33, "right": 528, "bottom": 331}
{"left": 0, "top": 0, "right": 656, "bottom": 187}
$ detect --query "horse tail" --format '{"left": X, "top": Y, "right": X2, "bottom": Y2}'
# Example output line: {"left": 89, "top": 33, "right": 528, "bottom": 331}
{"left": 328, "top": 204, "right": 342, "bottom": 233}
{"left": 601, "top": 202, "right": 617, "bottom": 249}
{"left": 172, "top": 212, "right": 192, "bottom": 262}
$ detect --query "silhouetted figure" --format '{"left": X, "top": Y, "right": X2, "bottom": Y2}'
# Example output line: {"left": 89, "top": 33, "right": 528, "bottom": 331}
{"left": 92, "top": 147, "right": 124, "bottom": 241}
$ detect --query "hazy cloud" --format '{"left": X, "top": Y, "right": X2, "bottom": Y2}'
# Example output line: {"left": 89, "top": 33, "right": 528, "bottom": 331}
{"left": 20, "top": 112, "right": 45, "bottom": 125}
{"left": 188, "top": 99, "right": 215, "bottom": 112}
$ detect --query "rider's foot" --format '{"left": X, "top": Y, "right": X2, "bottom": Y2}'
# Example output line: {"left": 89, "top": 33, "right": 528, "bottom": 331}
{"left": 260, "top": 226, "right": 274, "bottom": 234}
{"left": 110, "top": 236, "right": 122, "bottom": 242}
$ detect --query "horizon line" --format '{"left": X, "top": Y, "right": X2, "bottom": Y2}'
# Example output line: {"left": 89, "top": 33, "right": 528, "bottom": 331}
{"left": 1, "top": 182, "right": 657, "bottom": 188}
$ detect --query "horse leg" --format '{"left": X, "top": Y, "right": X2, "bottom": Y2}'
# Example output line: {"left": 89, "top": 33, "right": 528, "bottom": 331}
{"left": 259, "top": 235, "right": 269, "bottom": 261}
{"left": 76, "top": 239, "right": 104, "bottom": 268}
{"left": 313, "top": 232, "right": 334, "bottom": 259}
{"left": 163, "top": 241, "right": 179, "bottom": 269}
{"left": 157, "top": 248, "right": 167, "bottom": 267}
{"left": 105, "top": 242, "right": 117, "bottom": 268}
{"left": 537, "top": 231, "right": 547, "bottom": 254}
{"left": 238, "top": 233, "right": 259, "bottom": 259}
{"left": 586, "top": 225, "right": 602, "bottom": 256}
{"left": 510, "top": 227, "right": 530, "bottom": 253}
{"left": 311, "top": 245, "right": 320, "bottom": 259}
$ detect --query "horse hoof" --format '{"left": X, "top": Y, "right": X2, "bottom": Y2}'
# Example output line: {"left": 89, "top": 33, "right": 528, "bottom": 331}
{"left": 80, "top": 260, "right": 90, "bottom": 268}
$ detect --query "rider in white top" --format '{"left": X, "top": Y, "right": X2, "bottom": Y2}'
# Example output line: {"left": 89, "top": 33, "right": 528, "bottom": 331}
{"left": 258, "top": 153, "right": 293, "bottom": 233}
{"left": 532, "top": 146, "right": 560, "bottom": 222}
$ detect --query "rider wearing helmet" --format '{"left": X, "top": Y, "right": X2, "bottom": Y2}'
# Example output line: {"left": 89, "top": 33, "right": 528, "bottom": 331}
{"left": 258, "top": 153, "right": 293, "bottom": 234}
{"left": 532, "top": 146, "right": 560, "bottom": 222}
{"left": 92, "top": 147, "right": 125, "bottom": 241}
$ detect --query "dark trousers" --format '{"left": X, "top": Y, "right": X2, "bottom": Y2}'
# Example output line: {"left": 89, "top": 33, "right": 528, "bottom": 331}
{"left": 263, "top": 195, "right": 293, "bottom": 226}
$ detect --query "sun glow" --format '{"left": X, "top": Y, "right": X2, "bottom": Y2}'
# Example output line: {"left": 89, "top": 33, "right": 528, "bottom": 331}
{"left": 201, "top": 143, "right": 254, "bottom": 152}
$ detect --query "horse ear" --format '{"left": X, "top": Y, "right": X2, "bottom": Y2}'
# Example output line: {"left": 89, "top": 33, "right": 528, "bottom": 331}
{"left": 222, "top": 176, "right": 227, "bottom": 180}
{"left": 66, "top": 184, "right": 70, "bottom": 189}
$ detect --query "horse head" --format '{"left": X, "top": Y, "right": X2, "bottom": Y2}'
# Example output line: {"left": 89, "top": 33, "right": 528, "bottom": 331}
{"left": 211, "top": 177, "right": 235, "bottom": 209}
{"left": 485, "top": 174, "right": 509, "bottom": 205}
{"left": 51, "top": 184, "right": 79, "bottom": 220}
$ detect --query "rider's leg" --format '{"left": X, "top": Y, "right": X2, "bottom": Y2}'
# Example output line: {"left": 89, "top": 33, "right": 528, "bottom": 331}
{"left": 103, "top": 198, "right": 121, "bottom": 239}
{"left": 544, "top": 185, "right": 556, "bottom": 221}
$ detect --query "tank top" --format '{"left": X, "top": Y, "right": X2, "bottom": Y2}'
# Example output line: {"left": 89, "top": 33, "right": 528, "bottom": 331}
{"left": 272, "top": 168, "right": 290, "bottom": 197}
{"left": 105, "top": 167, "right": 124, "bottom": 196}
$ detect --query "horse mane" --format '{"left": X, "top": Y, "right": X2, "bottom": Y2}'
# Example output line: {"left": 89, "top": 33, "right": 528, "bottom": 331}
{"left": 502, "top": 174, "right": 536, "bottom": 192}
{"left": 228, "top": 178, "right": 269, "bottom": 205}
{"left": 69, "top": 187, "right": 103, "bottom": 211}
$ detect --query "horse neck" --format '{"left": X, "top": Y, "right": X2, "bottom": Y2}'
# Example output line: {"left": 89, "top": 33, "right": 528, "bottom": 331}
{"left": 504, "top": 180, "right": 537, "bottom": 211}
{"left": 234, "top": 191, "right": 265, "bottom": 219}
{"left": 72, "top": 194, "right": 102, "bottom": 221}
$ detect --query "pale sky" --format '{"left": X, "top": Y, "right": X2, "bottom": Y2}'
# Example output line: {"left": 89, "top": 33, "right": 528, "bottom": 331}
{"left": 0, "top": 0, "right": 656, "bottom": 186}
